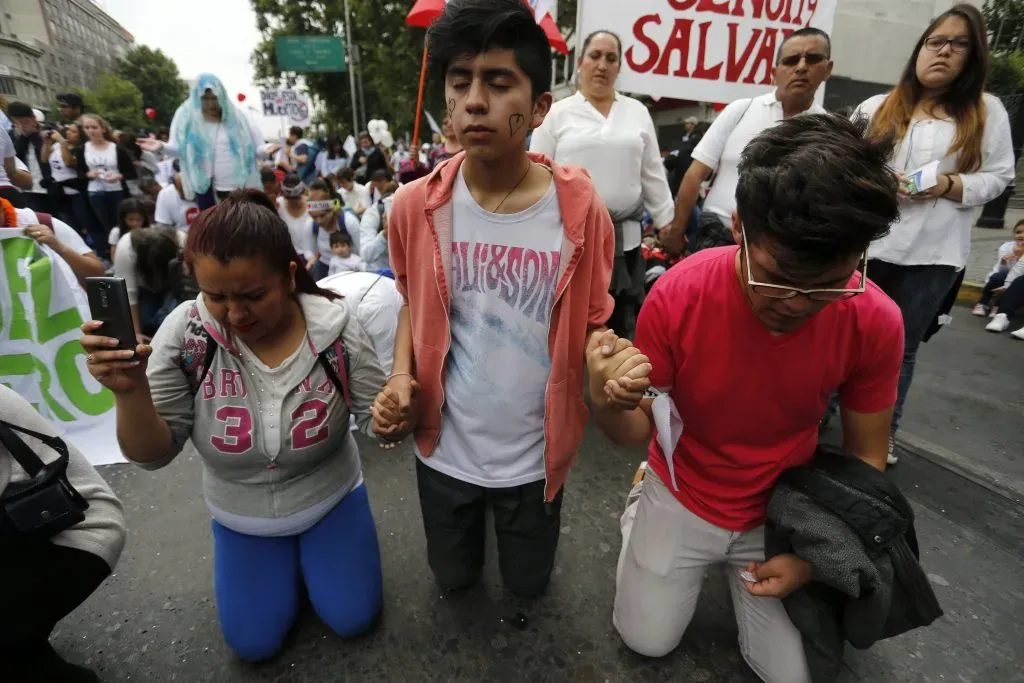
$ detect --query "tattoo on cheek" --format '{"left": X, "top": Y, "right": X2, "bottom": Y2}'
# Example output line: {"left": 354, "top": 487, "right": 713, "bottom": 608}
{"left": 509, "top": 113, "right": 525, "bottom": 137}
{"left": 447, "top": 98, "right": 456, "bottom": 118}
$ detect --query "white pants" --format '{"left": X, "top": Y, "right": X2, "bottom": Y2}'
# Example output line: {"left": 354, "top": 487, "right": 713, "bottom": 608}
{"left": 613, "top": 470, "right": 811, "bottom": 683}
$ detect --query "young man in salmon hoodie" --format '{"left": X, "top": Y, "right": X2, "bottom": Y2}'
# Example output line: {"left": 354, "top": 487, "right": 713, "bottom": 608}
{"left": 372, "top": 0, "right": 637, "bottom": 598}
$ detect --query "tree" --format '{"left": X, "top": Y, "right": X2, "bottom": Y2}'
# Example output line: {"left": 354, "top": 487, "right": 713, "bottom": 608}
{"left": 116, "top": 46, "right": 188, "bottom": 128}
{"left": 984, "top": 0, "right": 1024, "bottom": 53}
{"left": 88, "top": 74, "right": 145, "bottom": 131}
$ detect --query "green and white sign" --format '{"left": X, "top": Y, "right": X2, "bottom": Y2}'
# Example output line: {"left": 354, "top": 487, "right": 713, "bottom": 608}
{"left": 275, "top": 35, "right": 347, "bottom": 73}
{"left": 0, "top": 230, "right": 122, "bottom": 466}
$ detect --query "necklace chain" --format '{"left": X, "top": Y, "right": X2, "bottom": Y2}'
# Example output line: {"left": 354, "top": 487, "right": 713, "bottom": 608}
{"left": 491, "top": 163, "right": 533, "bottom": 213}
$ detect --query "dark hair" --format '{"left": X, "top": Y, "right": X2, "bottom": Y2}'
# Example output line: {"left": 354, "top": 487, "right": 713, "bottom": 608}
{"left": 139, "top": 197, "right": 156, "bottom": 223}
{"left": 330, "top": 231, "right": 352, "bottom": 247}
{"left": 119, "top": 132, "right": 141, "bottom": 159}
{"left": 866, "top": 3, "right": 988, "bottom": 173}
{"left": 57, "top": 93, "right": 84, "bottom": 109}
{"left": 736, "top": 114, "right": 899, "bottom": 275}
{"left": 131, "top": 227, "right": 180, "bottom": 294}
{"left": 338, "top": 167, "right": 355, "bottom": 183}
{"left": 140, "top": 176, "right": 161, "bottom": 197}
{"left": 281, "top": 172, "right": 304, "bottom": 194}
{"left": 185, "top": 190, "right": 340, "bottom": 301}
{"left": 260, "top": 168, "right": 278, "bottom": 185}
{"left": 581, "top": 31, "right": 622, "bottom": 59}
{"left": 327, "top": 136, "right": 343, "bottom": 159}
{"left": 117, "top": 198, "right": 149, "bottom": 233}
{"left": 370, "top": 168, "right": 390, "bottom": 182}
{"left": 289, "top": 126, "right": 304, "bottom": 139}
{"left": 7, "top": 101, "right": 33, "bottom": 119}
{"left": 1013, "top": 219, "right": 1024, "bottom": 232}
{"left": 427, "top": 0, "right": 552, "bottom": 98}
{"left": 776, "top": 27, "right": 832, "bottom": 63}
{"left": 308, "top": 178, "right": 342, "bottom": 204}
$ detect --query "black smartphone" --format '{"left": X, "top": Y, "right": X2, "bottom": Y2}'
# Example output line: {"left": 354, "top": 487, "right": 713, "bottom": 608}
{"left": 85, "top": 277, "right": 137, "bottom": 355}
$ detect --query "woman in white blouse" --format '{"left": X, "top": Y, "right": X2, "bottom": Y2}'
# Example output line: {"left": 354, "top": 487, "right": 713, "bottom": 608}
{"left": 852, "top": 4, "right": 1014, "bottom": 461}
{"left": 530, "top": 31, "right": 674, "bottom": 337}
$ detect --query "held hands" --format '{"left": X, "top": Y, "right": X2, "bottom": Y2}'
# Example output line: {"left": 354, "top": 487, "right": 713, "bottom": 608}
{"left": 79, "top": 320, "right": 152, "bottom": 395}
{"left": 372, "top": 374, "right": 420, "bottom": 443}
{"left": 741, "top": 554, "right": 813, "bottom": 599}
{"left": 586, "top": 329, "right": 652, "bottom": 411}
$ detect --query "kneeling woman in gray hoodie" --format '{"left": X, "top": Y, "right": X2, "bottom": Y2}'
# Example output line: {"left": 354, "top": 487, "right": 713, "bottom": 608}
{"left": 80, "top": 190, "right": 387, "bottom": 662}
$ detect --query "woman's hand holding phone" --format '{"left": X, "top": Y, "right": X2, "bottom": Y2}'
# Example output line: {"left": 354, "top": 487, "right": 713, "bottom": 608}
{"left": 80, "top": 320, "right": 153, "bottom": 395}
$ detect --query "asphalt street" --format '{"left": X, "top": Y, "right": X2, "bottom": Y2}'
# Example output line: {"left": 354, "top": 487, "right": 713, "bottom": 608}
{"left": 51, "top": 310, "right": 1024, "bottom": 683}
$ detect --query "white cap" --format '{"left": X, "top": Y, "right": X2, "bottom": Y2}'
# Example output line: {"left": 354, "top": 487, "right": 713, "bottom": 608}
{"left": 32, "top": 108, "right": 45, "bottom": 122}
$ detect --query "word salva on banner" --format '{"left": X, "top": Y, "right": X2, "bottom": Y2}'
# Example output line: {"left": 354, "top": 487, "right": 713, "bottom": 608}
{"left": 0, "top": 232, "right": 123, "bottom": 465}
{"left": 579, "top": 0, "right": 838, "bottom": 104}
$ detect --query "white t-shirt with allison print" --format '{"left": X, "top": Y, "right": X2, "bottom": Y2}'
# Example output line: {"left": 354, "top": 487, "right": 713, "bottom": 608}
{"left": 418, "top": 170, "right": 563, "bottom": 488}
{"left": 142, "top": 293, "right": 386, "bottom": 537}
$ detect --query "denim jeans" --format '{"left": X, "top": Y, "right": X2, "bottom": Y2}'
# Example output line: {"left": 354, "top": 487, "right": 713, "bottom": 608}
{"left": 867, "top": 259, "right": 958, "bottom": 433}
{"left": 996, "top": 275, "right": 1024, "bottom": 317}
{"left": 87, "top": 190, "right": 124, "bottom": 260}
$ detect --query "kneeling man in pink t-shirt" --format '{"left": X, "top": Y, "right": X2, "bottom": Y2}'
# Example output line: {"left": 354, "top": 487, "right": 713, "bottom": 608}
{"left": 587, "top": 113, "right": 905, "bottom": 682}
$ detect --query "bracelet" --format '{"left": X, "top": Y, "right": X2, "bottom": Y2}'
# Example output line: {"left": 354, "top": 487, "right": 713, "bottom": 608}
{"left": 386, "top": 372, "right": 415, "bottom": 383}
{"left": 939, "top": 174, "right": 955, "bottom": 198}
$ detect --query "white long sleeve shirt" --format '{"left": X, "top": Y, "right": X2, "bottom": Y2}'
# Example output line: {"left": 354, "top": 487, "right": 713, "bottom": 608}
{"left": 530, "top": 91, "right": 674, "bottom": 251}
{"left": 854, "top": 93, "right": 1015, "bottom": 270}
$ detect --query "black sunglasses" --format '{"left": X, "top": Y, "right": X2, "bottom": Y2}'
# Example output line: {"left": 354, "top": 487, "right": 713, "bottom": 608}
{"left": 779, "top": 52, "right": 829, "bottom": 67}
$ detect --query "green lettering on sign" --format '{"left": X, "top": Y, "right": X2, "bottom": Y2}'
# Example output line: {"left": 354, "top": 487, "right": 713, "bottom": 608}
{"left": 55, "top": 340, "right": 113, "bottom": 415}
{"left": 2, "top": 237, "right": 33, "bottom": 341}
{"left": 0, "top": 352, "right": 75, "bottom": 421}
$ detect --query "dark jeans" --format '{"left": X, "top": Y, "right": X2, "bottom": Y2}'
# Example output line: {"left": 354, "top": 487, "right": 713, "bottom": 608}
{"left": 312, "top": 260, "right": 330, "bottom": 281}
{"left": 63, "top": 193, "right": 94, "bottom": 240}
{"left": 0, "top": 536, "right": 111, "bottom": 681}
{"left": 87, "top": 190, "right": 124, "bottom": 261}
{"left": 867, "top": 260, "right": 959, "bottom": 433}
{"left": 996, "top": 275, "right": 1024, "bottom": 317}
{"left": 194, "top": 186, "right": 232, "bottom": 211}
{"left": 415, "top": 458, "right": 563, "bottom": 598}
{"left": 981, "top": 271, "right": 1009, "bottom": 306}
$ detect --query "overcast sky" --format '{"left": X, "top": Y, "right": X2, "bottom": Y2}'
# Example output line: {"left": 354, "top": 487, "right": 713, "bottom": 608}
{"left": 98, "top": 0, "right": 286, "bottom": 140}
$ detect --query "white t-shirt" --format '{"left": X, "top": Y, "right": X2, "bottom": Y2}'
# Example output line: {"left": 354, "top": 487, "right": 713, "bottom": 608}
{"left": 108, "top": 226, "right": 122, "bottom": 247}
{"left": 276, "top": 196, "right": 316, "bottom": 260}
{"left": 48, "top": 142, "right": 79, "bottom": 194}
{"left": 328, "top": 253, "right": 363, "bottom": 275}
{"left": 420, "top": 171, "right": 562, "bottom": 487}
{"left": 15, "top": 207, "right": 91, "bottom": 255}
{"left": 340, "top": 182, "right": 371, "bottom": 212}
{"left": 0, "top": 127, "right": 14, "bottom": 187}
{"left": 530, "top": 91, "right": 674, "bottom": 251}
{"left": 83, "top": 142, "right": 121, "bottom": 192}
{"left": 26, "top": 142, "right": 45, "bottom": 194}
{"left": 155, "top": 182, "right": 200, "bottom": 230}
{"left": 316, "top": 211, "right": 361, "bottom": 266}
{"left": 204, "top": 121, "right": 239, "bottom": 192}
{"left": 316, "top": 151, "right": 348, "bottom": 177}
{"left": 692, "top": 92, "right": 826, "bottom": 222}
{"left": 318, "top": 271, "right": 403, "bottom": 376}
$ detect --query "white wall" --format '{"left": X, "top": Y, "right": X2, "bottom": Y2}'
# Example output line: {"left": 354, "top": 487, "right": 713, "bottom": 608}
{"left": 831, "top": 0, "right": 985, "bottom": 86}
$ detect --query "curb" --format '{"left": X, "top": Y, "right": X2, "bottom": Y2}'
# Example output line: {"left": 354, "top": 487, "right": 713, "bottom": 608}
{"left": 955, "top": 280, "right": 984, "bottom": 305}
{"left": 896, "top": 432, "right": 1023, "bottom": 505}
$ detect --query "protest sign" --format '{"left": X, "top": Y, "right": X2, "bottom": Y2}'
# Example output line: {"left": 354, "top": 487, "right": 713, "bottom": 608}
{"left": 0, "top": 230, "right": 124, "bottom": 466}
{"left": 260, "top": 89, "right": 313, "bottom": 127}
{"left": 578, "top": 0, "right": 838, "bottom": 105}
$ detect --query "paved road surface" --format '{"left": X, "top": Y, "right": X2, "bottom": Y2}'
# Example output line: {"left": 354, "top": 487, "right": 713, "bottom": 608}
{"left": 53, "top": 423, "right": 1024, "bottom": 682}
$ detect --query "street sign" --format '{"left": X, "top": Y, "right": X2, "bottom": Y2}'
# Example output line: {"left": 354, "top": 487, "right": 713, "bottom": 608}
{"left": 275, "top": 36, "right": 347, "bottom": 73}
{"left": 260, "top": 89, "right": 312, "bottom": 127}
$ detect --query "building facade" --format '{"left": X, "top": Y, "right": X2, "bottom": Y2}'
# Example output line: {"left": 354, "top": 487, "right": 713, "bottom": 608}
{"left": 0, "top": 0, "right": 132, "bottom": 114}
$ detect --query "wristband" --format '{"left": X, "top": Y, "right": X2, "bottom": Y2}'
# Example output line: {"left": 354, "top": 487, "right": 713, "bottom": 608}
{"left": 939, "top": 174, "right": 955, "bottom": 198}
{"left": 387, "top": 372, "right": 415, "bottom": 383}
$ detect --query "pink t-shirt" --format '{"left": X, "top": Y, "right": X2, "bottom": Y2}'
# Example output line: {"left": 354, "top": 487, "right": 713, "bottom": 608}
{"left": 634, "top": 246, "right": 904, "bottom": 532}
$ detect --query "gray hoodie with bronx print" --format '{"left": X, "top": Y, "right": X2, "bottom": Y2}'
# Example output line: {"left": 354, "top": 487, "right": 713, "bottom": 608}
{"left": 140, "top": 293, "right": 385, "bottom": 524}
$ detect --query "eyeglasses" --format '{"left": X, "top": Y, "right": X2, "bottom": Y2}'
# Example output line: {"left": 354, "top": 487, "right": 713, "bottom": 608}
{"left": 779, "top": 52, "right": 829, "bottom": 68}
{"left": 741, "top": 227, "right": 867, "bottom": 302}
{"left": 923, "top": 37, "right": 971, "bottom": 53}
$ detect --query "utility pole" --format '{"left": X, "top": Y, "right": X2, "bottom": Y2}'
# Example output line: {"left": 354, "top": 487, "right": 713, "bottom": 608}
{"left": 343, "top": 0, "right": 359, "bottom": 137}
{"left": 355, "top": 44, "right": 368, "bottom": 131}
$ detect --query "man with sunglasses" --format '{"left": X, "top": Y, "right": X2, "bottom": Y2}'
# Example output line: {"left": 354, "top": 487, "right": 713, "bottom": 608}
{"left": 660, "top": 27, "right": 833, "bottom": 256}
{"left": 590, "top": 115, "right": 903, "bottom": 679}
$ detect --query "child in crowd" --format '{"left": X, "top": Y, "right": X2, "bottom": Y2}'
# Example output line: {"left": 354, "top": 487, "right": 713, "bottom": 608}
{"left": 973, "top": 219, "right": 1024, "bottom": 316}
{"left": 327, "top": 231, "right": 364, "bottom": 276}
{"left": 307, "top": 179, "right": 361, "bottom": 280}
{"left": 108, "top": 197, "right": 149, "bottom": 263}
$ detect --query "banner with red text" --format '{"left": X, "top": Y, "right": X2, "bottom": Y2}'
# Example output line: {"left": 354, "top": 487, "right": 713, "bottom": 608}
{"left": 579, "top": 0, "right": 837, "bottom": 105}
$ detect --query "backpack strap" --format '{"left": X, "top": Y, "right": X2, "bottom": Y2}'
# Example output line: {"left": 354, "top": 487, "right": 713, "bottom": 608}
{"left": 35, "top": 212, "right": 54, "bottom": 230}
{"left": 318, "top": 339, "right": 352, "bottom": 408}
{"left": 179, "top": 301, "right": 218, "bottom": 395}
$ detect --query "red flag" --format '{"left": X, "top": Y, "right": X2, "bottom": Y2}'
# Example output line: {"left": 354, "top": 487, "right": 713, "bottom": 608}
{"left": 405, "top": 0, "right": 567, "bottom": 54}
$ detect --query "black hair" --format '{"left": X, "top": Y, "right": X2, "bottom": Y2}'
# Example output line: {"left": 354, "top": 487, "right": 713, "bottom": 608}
{"left": 7, "top": 101, "right": 33, "bottom": 119}
{"left": 117, "top": 197, "right": 149, "bottom": 233}
{"left": 330, "top": 230, "right": 352, "bottom": 247}
{"left": 289, "top": 126, "right": 304, "bottom": 139}
{"left": 427, "top": 0, "right": 552, "bottom": 99}
{"left": 776, "top": 27, "right": 832, "bottom": 63}
{"left": 139, "top": 197, "right": 156, "bottom": 223}
{"left": 260, "top": 168, "right": 278, "bottom": 185}
{"left": 735, "top": 114, "right": 898, "bottom": 276}
{"left": 338, "top": 167, "right": 355, "bottom": 182}
{"left": 172, "top": 158, "right": 181, "bottom": 174}
{"left": 370, "top": 168, "right": 390, "bottom": 182}
{"left": 281, "top": 172, "right": 303, "bottom": 190}
{"left": 139, "top": 176, "right": 161, "bottom": 196}
{"left": 581, "top": 31, "right": 622, "bottom": 59}
{"left": 327, "top": 135, "right": 343, "bottom": 158}
{"left": 308, "top": 178, "right": 343, "bottom": 204}
{"left": 131, "top": 227, "right": 179, "bottom": 294}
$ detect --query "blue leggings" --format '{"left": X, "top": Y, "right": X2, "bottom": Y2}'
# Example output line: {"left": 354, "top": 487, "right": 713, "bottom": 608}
{"left": 211, "top": 483, "right": 382, "bottom": 662}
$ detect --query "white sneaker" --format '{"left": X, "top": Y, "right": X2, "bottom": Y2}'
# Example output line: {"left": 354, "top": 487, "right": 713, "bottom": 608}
{"left": 1012, "top": 327, "right": 1024, "bottom": 341}
{"left": 971, "top": 303, "right": 987, "bottom": 316}
{"left": 887, "top": 436, "right": 898, "bottom": 466}
{"left": 986, "top": 313, "right": 1011, "bottom": 332}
